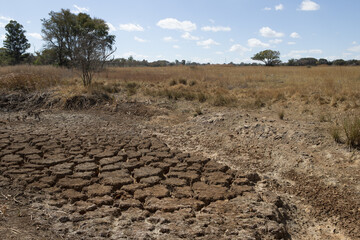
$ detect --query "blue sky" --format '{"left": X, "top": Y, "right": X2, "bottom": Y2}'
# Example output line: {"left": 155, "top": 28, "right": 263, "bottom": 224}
{"left": 0, "top": 0, "right": 360, "bottom": 63}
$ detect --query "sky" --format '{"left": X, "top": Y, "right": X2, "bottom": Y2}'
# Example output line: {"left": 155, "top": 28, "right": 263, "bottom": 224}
{"left": 0, "top": 0, "right": 360, "bottom": 64}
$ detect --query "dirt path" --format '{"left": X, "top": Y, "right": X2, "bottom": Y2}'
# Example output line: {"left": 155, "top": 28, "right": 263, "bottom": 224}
{"left": 0, "top": 110, "right": 290, "bottom": 239}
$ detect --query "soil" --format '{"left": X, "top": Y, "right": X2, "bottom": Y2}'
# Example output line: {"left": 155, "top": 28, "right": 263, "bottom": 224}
{"left": 0, "top": 94, "right": 359, "bottom": 239}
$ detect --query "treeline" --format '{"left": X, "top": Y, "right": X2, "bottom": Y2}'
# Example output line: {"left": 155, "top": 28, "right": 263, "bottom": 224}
{"left": 286, "top": 58, "right": 360, "bottom": 66}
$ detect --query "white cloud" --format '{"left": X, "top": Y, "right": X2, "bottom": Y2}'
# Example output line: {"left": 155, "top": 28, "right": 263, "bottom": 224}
{"left": 28, "top": 32, "right": 42, "bottom": 40}
{"left": 209, "top": 19, "right": 215, "bottom": 24}
{"left": 229, "top": 44, "right": 251, "bottom": 54}
{"left": 264, "top": 7, "right": 272, "bottom": 11}
{"left": 288, "top": 42, "right": 296, "bottom": 45}
{"left": 229, "top": 38, "right": 234, "bottom": 42}
{"left": 0, "top": 34, "right": 5, "bottom": 40}
{"left": 134, "top": 36, "right": 147, "bottom": 43}
{"left": 259, "top": 27, "right": 284, "bottom": 38}
{"left": 106, "top": 22, "right": 116, "bottom": 32}
{"left": 26, "top": 20, "right": 31, "bottom": 24}
{"left": 309, "top": 49, "right": 322, "bottom": 54}
{"left": 0, "top": 16, "right": 12, "bottom": 21}
{"left": 290, "top": 32, "right": 300, "bottom": 38}
{"left": 275, "top": 4, "right": 284, "bottom": 11}
{"left": 72, "top": 4, "right": 89, "bottom": 14}
{"left": 248, "top": 38, "right": 270, "bottom": 48}
{"left": 348, "top": 45, "right": 360, "bottom": 52}
{"left": 191, "top": 57, "right": 213, "bottom": 64}
{"left": 299, "top": 0, "right": 320, "bottom": 11}
{"left": 352, "top": 41, "right": 357, "bottom": 45}
{"left": 0, "top": 16, "right": 13, "bottom": 28}
{"left": 173, "top": 45, "right": 180, "bottom": 49}
{"left": 215, "top": 51, "right": 224, "bottom": 55}
{"left": 181, "top": 32, "right": 199, "bottom": 40}
{"left": 157, "top": 18, "right": 196, "bottom": 32}
{"left": 122, "top": 51, "right": 148, "bottom": 60}
{"left": 269, "top": 39, "right": 283, "bottom": 44}
{"left": 119, "top": 23, "right": 144, "bottom": 32}
{"left": 201, "top": 26, "right": 231, "bottom": 32}
{"left": 163, "top": 36, "right": 176, "bottom": 42}
{"left": 286, "top": 49, "right": 322, "bottom": 58}
{"left": 197, "top": 38, "right": 220, "bottom": 48}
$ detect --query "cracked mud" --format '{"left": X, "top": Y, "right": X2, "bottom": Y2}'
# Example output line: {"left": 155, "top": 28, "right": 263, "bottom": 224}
{"left": 0, "top": 112, "right": 290, "bottom": 240}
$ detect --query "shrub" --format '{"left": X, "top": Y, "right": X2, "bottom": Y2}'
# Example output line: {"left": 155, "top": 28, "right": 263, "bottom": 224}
{"left": 169, "top": 79, "right": 177, "bottom": 86}
{"left": 212, "top": 94, "right": 237, "bottom": 107}
{"left": 197, "top": 92, "right": 207, "bottom": 103}
{"left": 179, "top": 78, "right": 187, "bottom": 85}
{"left": 329, "top": 126, "right": 342, "bottom": 143}
{"left": 125, "top": 82, "right": 138, "bottom": 96}
{"left": 343, "top": 115, "right": 360, "bottom": 148}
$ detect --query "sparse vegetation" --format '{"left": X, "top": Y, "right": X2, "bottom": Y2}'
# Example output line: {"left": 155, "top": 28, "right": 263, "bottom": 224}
{"left": 343, "top": 115, "right": 360, "bottom": 148}
{"left": 329, "top": 126, "right": 342, "bottom": 144}
{"left": 278, "top": 110, "right": 285, "bottom": 120}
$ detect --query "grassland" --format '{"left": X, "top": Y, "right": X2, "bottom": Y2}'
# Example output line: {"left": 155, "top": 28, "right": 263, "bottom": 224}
{"left": 1, "top": 65, "right": 360, "bottom": 108}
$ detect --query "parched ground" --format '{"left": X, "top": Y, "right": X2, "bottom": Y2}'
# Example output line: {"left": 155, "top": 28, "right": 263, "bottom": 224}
{"left": 0, "top": 109, "right": 289, "bottom": 240}
{"left": 0, "top": 97, "right": 359, "bottom": 239}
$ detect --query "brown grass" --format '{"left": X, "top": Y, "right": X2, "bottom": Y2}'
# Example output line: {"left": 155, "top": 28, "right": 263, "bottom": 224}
{"left": 1, "top": 65, "right": 360, "bottom": 109}
{"left": 97, "top": 65, "right": 360, "bottom": 107}
{"left": 0, "top": 65, "right": 73, "bottom": 92}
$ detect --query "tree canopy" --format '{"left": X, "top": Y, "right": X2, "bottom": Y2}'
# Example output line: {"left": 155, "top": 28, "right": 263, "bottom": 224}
{"left": 3, "top": 20, "right": 30, "bottom": 65}
{"left": 251, "top": 50, "right": 281, "bottom": 66}
{"left": 41, "top": 9, "right": 115, "bottom": 85}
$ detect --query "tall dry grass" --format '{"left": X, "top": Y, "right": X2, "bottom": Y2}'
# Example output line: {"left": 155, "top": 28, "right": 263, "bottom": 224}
{"left": 1, "top": 65, "right": 360, "bottom": 108}
{"left": 0, "top": 65, "right": 74, "bottom": 92}
{"left": 98, "top": 65, "right": 360, "bottom": 107}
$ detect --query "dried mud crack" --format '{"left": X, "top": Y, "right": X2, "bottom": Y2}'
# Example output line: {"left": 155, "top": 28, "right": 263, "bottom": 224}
{"left": 0, "top": 111, "right": 290, "bottom": 240}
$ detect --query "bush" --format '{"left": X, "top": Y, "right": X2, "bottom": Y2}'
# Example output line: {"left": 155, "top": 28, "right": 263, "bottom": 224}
{"left": 343, "top": 115, "right": 360, "bottom": 148}
{"left": 179, "top": 78, "right": 187, "bottom": 85}
{"left": 329, "top": 126, "right": 342, "bottom": 144}
{"left": 125, "top": 82, "right": 138, "bottom": 96}
{"left": 212, "top": 94, "right": 237, "bottom": 107}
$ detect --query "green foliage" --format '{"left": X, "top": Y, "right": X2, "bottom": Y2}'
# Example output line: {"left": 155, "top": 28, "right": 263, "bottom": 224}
{"left": 251, "top": 49, "right": 281, "bottom": 66}
{"left": 3, "top": 20, "right": 30, "bottom": 65}
{"left": 41, "top": 9, "right": 116, "bottom": 86}
{"left": 251, "top": 50, "right": 281, "bottom": 66}
{"left": 0, "top": 48, "right": 11, "bottom": 66}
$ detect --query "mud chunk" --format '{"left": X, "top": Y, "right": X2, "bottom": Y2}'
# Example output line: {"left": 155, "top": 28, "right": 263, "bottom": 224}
{"left": 144, "top": 197, "right": 205, "bottom": 212}
{"left": 75, "top": 162, "right": 98, "bottom": 172}
{"left": 57, "top": 178, "right": 91, "bottom": 191}
{"left": 133, "top": 166, "right": 162, "bottom": 180}
{"left": 134, "top": 185, "right": 170, "bottom": 201}
{"left": 85, "top": 184, "right": 113, "bottom": 197}
{"left": 61, "top": 189, "right": 87, "bottom": 203}
{"left": 89, "top": 195, "right": 114, "bottom": 206}
{"left": 192, "top": 182, "right": 229, "bottom": 203}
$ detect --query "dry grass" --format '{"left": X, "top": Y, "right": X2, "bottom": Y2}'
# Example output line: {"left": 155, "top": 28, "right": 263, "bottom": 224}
{"left": 1, "top": 65, "right": 360, "bottom": 109}
{"left": 98, "top": 65, "right": 360, "bottom": 107}
{"left": 0, "top": 65, "right": 73, "bottom": 92}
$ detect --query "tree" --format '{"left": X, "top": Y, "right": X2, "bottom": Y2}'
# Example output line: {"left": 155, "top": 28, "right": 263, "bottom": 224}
{"left": 3, "top": 20, "right": 30, "bottom": 65}
{"left": 251, "top": 49, "right": 281, "bottom": 66}
{"left": 73, "top": 13, "right": 116, "bottom": 86}
{"left": 42, "top": 9, "right": 115, "bottom": 86}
